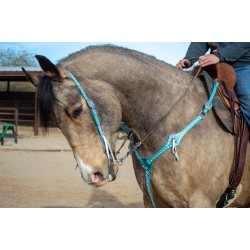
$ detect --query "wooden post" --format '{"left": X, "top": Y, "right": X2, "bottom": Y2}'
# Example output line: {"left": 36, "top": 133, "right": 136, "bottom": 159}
{"left": 14, "top": 108, "right": 18, "bottom": 135}
{"left": 7, "top": 81, "right": 10, "bottom": 92}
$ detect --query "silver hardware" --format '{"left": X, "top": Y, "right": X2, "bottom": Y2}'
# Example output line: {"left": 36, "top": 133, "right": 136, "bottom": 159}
{"left": 171, "top": 139, "right": 179, "bottom": 161}
{"left": 115, "top": 141, "right": 142, "bottom": 166}
{"left": 198, "top": 111, "right": 207, "bottom": 120}
{"left": 204, "top": 101, "right": 212, "bottom": 111}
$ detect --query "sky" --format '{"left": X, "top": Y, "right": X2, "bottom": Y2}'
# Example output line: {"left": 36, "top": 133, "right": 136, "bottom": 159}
{"left": 0, "top": 42, "right": 191, "bottom": 66}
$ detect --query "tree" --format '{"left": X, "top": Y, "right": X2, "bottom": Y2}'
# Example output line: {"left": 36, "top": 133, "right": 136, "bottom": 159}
{"left": 0, "top": 48, "right": 38, "bottom": 66}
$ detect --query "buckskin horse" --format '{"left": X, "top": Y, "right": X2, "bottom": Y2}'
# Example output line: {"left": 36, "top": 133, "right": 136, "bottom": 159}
{"left": 22, "top": 45, "right": 250, "bottom": 208}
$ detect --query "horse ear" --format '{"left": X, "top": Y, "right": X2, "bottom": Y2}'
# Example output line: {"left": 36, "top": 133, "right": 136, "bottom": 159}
{"left": 35, "top": 55, "right": 68, "bottom": 80}
{"left": 22, "top": 67, "right": 41, "bottom": 87}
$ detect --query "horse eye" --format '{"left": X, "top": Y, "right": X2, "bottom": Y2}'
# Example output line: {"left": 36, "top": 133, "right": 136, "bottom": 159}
{"left": 72, "top": 106, "right": 83, "bottom": 119}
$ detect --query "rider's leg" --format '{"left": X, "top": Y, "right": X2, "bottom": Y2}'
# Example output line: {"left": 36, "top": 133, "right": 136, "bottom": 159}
{"left": 235, "top": 65, "right": 250, "bottom": 127}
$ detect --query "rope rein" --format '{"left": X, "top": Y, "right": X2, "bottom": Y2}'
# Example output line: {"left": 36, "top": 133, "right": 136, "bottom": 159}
{"left": 115, "top": 66, "right": 202, "bottom": 164}
{"left": 117, "top": 67, "right": 221, "bottom": 208}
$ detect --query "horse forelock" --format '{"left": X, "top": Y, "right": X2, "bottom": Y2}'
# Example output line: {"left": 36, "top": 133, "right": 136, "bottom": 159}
{"left": 37, "top": 75, "right": 57, "bottom": 133}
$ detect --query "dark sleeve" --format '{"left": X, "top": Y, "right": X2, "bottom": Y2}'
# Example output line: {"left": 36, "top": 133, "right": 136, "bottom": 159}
{"left": 184, "top": 42, "right": 210, "bottom": 65}
{"left": 213, "top": 43, "right": 250, "bottom": 62}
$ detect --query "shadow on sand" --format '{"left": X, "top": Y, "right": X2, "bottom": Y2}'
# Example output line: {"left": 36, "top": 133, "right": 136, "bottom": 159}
{"left": 85, "top": 189, "right": 144, "bottom": 208}
{"left": 44, "top": 189, "right": 144, "bottom": 208}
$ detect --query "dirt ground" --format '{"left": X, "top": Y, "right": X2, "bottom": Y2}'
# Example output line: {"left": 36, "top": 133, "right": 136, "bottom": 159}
{"left": 0, "top": 126, "right": 144, "bottom": 208}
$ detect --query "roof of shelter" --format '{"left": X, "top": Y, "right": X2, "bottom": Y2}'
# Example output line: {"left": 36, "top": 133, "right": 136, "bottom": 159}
{"left": 0, "top": 66, "right": 43, "bottom": 81}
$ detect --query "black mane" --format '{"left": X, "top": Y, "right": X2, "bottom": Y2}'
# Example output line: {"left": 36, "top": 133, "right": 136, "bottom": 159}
{"left": 37, "top": 75, "right": 57, "bottom": 133}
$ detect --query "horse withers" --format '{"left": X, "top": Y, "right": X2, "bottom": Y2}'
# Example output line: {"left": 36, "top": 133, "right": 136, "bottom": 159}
{"left": 22, "top": 45, "right": 250, "bottom": 207}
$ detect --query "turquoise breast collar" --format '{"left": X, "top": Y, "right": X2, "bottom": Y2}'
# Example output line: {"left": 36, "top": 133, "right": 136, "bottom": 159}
{"left": 132, "top": 81, "right": 220, "bottom": 207}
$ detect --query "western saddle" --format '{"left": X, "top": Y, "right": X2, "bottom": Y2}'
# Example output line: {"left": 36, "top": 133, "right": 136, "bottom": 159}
{"left": 200, "top": 61, "right": 249, "bottom": 207}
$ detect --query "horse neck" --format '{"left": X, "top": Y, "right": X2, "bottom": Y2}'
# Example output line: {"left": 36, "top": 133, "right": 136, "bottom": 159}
{"left": 114, "top": 70, "right": 206, "bottom": 150}
{"left": 61, "top": 51, "right": 205, "bottom": 149}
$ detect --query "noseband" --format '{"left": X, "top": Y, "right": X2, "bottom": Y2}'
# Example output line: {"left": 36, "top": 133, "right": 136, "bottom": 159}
{"left": 68, "top": 72, "right": 116, "bottom": 181}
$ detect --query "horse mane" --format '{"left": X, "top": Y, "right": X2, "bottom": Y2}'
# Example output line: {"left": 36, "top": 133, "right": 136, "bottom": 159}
{"left": 58, "top": 44, "right": 166, "bottom": 67}
{"left": 37, "top": 75, "right": 57, "bottom": 133}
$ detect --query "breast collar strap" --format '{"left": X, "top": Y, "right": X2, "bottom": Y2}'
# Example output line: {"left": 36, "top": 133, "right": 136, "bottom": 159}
{"left": 120, "top": 80, "right": 220, "bottom": 208}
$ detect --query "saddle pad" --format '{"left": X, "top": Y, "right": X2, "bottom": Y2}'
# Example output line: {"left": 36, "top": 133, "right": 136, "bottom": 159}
{"left": 199, "top": 70, "right": 234, "bottom": 134}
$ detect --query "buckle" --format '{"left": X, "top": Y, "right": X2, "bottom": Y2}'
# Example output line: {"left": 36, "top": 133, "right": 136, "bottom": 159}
{"left": 87, "top": 99, "right": 96, "bottom": 109}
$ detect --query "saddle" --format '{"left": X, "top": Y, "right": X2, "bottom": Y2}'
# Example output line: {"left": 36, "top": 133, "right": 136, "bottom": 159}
{"left": 196, "top": 62, "right": 249, "bottom": 207}
{"left": 198, "top": 63, "right": 238, "bottom": 132}
{"left": 205, "top": 63, "right": 240, "bottom": 110}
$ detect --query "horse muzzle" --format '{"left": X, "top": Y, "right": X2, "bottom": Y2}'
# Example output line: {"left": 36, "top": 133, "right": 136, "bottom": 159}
{"left": 82, "top": 161, "right": 118, "bottom": 187}
{"left": 74, "top": 153, "right": 118, "bottom": 187}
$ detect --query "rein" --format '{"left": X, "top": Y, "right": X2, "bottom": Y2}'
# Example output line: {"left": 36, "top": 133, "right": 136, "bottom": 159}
{"left": 118, "top": 67, "right": 220, "bottom": 208}
{"left": 140, "top": 66, "right": 202, "bottom": 145}
{"left": 115, "top": 66, "right": 202, "bottom": 165}
{"left": 135, "top": 81, "right": 219, "bottom": 207}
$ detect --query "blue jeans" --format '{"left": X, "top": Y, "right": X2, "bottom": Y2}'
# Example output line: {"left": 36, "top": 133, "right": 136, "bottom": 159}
{"left": 234, "top": 65, "right": 250, "bottom": 127}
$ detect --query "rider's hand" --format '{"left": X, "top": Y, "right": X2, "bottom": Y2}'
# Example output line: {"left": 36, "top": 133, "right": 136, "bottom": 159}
{"left": 176, "top": 59, "right": 191, "bottom": 70}
{"left": 198, "top": 54, "right": 220, "bottom": 67}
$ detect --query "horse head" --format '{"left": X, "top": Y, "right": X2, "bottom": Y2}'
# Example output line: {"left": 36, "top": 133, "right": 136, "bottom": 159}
{"left": 22, "top": 55, "right": 121, "bottom": 187}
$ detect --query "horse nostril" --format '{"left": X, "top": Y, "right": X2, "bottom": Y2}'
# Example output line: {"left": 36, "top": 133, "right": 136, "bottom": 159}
{"left": 89, "top": 171, "right": 104, "bottom": 183}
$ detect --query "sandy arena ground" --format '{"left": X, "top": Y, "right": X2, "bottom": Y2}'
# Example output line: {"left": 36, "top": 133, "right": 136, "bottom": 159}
{"left": 0, "top": 126, "right": 144, "bottom": 208}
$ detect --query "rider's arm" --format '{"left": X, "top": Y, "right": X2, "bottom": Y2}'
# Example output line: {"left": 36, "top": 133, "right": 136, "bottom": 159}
{"left": 213, "top": 42, "right": 250, "bottom": 63}
{"left": 184, "top": 42, "right": 210, "bottom": 66}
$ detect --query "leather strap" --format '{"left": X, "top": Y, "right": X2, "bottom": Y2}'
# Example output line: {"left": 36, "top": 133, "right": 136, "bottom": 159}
{"left": 229, "top": 113, "right": 249, "bottom": 188}
{"left": 222, "top": 83, "right": 250, "bottom": 188}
